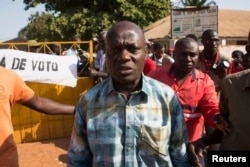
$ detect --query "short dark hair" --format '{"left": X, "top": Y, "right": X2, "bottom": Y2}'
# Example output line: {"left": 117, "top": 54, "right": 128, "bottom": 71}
{"left": 201, "top": 29, "right": 218, "bottom": 40}
{"left": 232, "top": 50, "right": 244, "bottom": 59}
{"left": 186, "top": 34, "right": 198, "bottom": 41}
{"left": 153, "top": 42, "right": 164, "bottom": 49}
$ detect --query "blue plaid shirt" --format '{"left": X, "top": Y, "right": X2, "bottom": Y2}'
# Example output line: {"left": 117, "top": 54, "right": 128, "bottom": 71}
{"left": 68, "top": 75, "right": 190, "bottom": 167}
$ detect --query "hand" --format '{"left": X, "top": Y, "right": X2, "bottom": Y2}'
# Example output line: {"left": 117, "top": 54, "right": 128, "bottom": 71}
{"left": 88, "top": 67, "right": 99, "bottom": 77}
{"left": 213, "top": 114, "right": 230, "bottom": 135}
{"left": 216, "top": 64, "right": 228, "bottom": 79}
{"left": 187, "top": 139, "right": 205, "bottom": 167}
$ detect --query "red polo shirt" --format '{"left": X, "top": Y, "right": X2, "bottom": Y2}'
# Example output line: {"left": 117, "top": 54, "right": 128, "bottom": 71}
{"left": 148, "top": 65, "right": 219, "bottom": 142}
{"left": 143, "top": 58, "right": 157, "bottom": 75}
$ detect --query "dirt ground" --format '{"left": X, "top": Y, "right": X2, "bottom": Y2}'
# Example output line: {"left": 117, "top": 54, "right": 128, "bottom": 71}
{"left": 17, "top": 137, "right": 70, "bottom": 167}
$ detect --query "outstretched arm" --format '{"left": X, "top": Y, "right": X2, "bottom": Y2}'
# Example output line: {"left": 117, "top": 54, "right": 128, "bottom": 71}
{"left": 22, "top": 94, "right": 75, "bottom": 115}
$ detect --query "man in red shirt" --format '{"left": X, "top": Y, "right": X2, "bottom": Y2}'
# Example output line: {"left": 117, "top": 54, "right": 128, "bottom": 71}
{"left": 148, "top": 37, "right": 219, "bottom": 143}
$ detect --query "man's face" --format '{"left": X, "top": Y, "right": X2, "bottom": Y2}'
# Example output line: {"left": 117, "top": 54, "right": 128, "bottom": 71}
{"left": 174, "top": 39, "right": 199, "bottom": 74}
{"left": 233, "top": 52, "right": 243, "bottom": 65}
{"left": 30, "top": 46, "right": 40, "bottom": 53}
{"left": 53, "top": 45, "right": 61, "bottom": 55}
{"left": 154, "top": 47, "right": 165, "bottom": 58}
{"left": 202, "top": 31, "right": 220, "bottom": 54}
{"left": 106, "top": 27, "right": 146, "bottom": 84}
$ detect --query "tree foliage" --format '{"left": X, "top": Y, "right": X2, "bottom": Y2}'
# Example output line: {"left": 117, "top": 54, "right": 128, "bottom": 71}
{"left": 16, "top": 0, "right": 172, "bottom": 41}
{"left": 180, "top": 0, "right": 216, "bottom": 7}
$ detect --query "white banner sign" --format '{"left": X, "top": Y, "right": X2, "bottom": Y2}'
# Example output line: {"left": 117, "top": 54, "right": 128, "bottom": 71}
{"left": 0, "top": 49, "right": 78, "bottom": 87}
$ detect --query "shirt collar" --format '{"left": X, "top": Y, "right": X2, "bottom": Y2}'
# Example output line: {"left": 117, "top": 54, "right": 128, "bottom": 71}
{"left": 199, "top": 51, "right": 219, "bottom": 64}
{"left": 105, "top": 74, "right": 147, "bottom": 96}
{"left": 168, "top": 64, "right": 197, "bottom": 81}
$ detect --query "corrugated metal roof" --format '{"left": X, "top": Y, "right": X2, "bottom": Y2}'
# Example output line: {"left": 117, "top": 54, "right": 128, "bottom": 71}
{"left": 144, "top": 9, "right": 250, "bottom": 40}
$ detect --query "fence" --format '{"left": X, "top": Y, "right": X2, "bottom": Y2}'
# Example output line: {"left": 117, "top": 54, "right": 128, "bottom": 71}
{"left": 0, "top": 40, "right": 95, "bottom": 143}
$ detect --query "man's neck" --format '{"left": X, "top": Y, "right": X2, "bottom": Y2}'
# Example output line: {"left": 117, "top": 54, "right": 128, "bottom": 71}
{"left": 173, "top": 65, "right": 192, "bottom": 82}
{"left": 203, "top": 50, "right": 217, "bottom": 61}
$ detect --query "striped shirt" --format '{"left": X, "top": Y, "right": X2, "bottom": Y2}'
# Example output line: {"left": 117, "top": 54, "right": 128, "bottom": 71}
{"left": 68, "top": 75, "right": 190, "bottom": 167}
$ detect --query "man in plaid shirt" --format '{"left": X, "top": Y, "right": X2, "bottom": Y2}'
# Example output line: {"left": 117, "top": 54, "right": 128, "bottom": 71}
{"left": 68, "top": 21, "right": 191, "bottom": 167}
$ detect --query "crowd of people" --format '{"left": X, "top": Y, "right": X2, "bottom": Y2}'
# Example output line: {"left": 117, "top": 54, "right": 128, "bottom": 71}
{"left": 1, "top": 20, "right": 250, "bottom": 167}
{"left": 67, "top": 21, "right": 250, "bottom": 167}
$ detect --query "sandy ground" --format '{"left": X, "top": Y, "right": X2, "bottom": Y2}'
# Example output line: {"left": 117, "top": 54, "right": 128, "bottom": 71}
{"left": 17, "top": 137, "right": 70, "bottom": 167}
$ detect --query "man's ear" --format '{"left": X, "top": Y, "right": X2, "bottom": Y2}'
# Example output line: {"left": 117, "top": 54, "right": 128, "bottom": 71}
{"left": 145, "top": 46, "right": 148, "bottom": 54}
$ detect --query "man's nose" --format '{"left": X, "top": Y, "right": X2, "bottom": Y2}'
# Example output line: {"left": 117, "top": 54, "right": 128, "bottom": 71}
{"left": 119, "top": 49, "right": 131, "bottom": 60}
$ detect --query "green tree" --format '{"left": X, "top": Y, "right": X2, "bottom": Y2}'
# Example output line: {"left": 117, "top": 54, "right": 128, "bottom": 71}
{"left": 15, "top": 0, "right": 172, "bottom": 41}
{"left": 180, "top": 0, "right": 216, "bottom": 7}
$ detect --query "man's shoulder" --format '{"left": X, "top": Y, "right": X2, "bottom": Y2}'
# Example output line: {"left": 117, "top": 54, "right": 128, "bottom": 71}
{"left": 221, "top": 69, "right": 250, "bottom": 89}
{"left": 194, "top": 69, "right": 215, "bottom": 83}
{"left": 0, "top": 66, "right": 18, "bottom": 78}
{"left": 148, "top": 54, "right": 154, "bottom": 60}
{"left": 147, "top": 66, "right": 169, "bottom": 78}
{"left": 83, "top": 78, "right": 109, "bottom": 96}
{"left": 144, "top": 75, "right": 175, "bottom": 93}
{"left": 225, "top": 69, "right": 250, "bottom": 80}
{"left": 145, "top": 58, "right": 155, "bottom": 64}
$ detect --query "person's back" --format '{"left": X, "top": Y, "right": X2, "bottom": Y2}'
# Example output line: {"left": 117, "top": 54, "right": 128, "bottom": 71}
{"left": 219, "top": 68, "right": 250, "bottom": 150}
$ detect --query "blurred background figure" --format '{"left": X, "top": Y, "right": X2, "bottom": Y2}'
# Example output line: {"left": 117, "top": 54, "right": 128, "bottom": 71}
{"left": 27, "top": 40, "right": 41, "bottom": 53}
{"left": 49, "top": 43, "right": 61, "bottom": 56}
{"left": 242, "top": 52, "right": 250, "bottom": 70}
{"left": 63, "top": 35, "right": 81, "bottom": 56}
{"left": 94, "top": 31, "right": 107, "bottom": 73}
{"left": 186, "top": 33, "right": 198, "bottom": 42}
{"left": 227, "top": 50, "right": 244, "bottom": 74}
{"left": 242, "top": 31, "right": 250, "bottom": 70}
{"left": 162, "top": 47, "right": 174, "bottom": 67}
{"left": 150, "top": 42, "right": 166, "bottom": 68}
{"left": 143, "top": 39, "right": 156, "bottom": 75}
{"left": 88, "top": 30, "right": 109, "bottom": 83}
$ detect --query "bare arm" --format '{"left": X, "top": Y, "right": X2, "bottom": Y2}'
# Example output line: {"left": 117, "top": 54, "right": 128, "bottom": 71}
{"left": 88, "top": 67, "right": 109, "bottom": 78}
{"left": 22, "top": 94, "right": 75, "bottom": 115}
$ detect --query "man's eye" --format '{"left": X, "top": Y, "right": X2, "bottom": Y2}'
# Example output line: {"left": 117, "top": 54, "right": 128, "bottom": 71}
{"left": 109, "top": 48, "right": 119, "bottom": 54}
{"left": 128, "top": 46, "right": 138, "bottom": 53}
{"left": 190, "top": 54, "right": 198, "bottom": 58}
